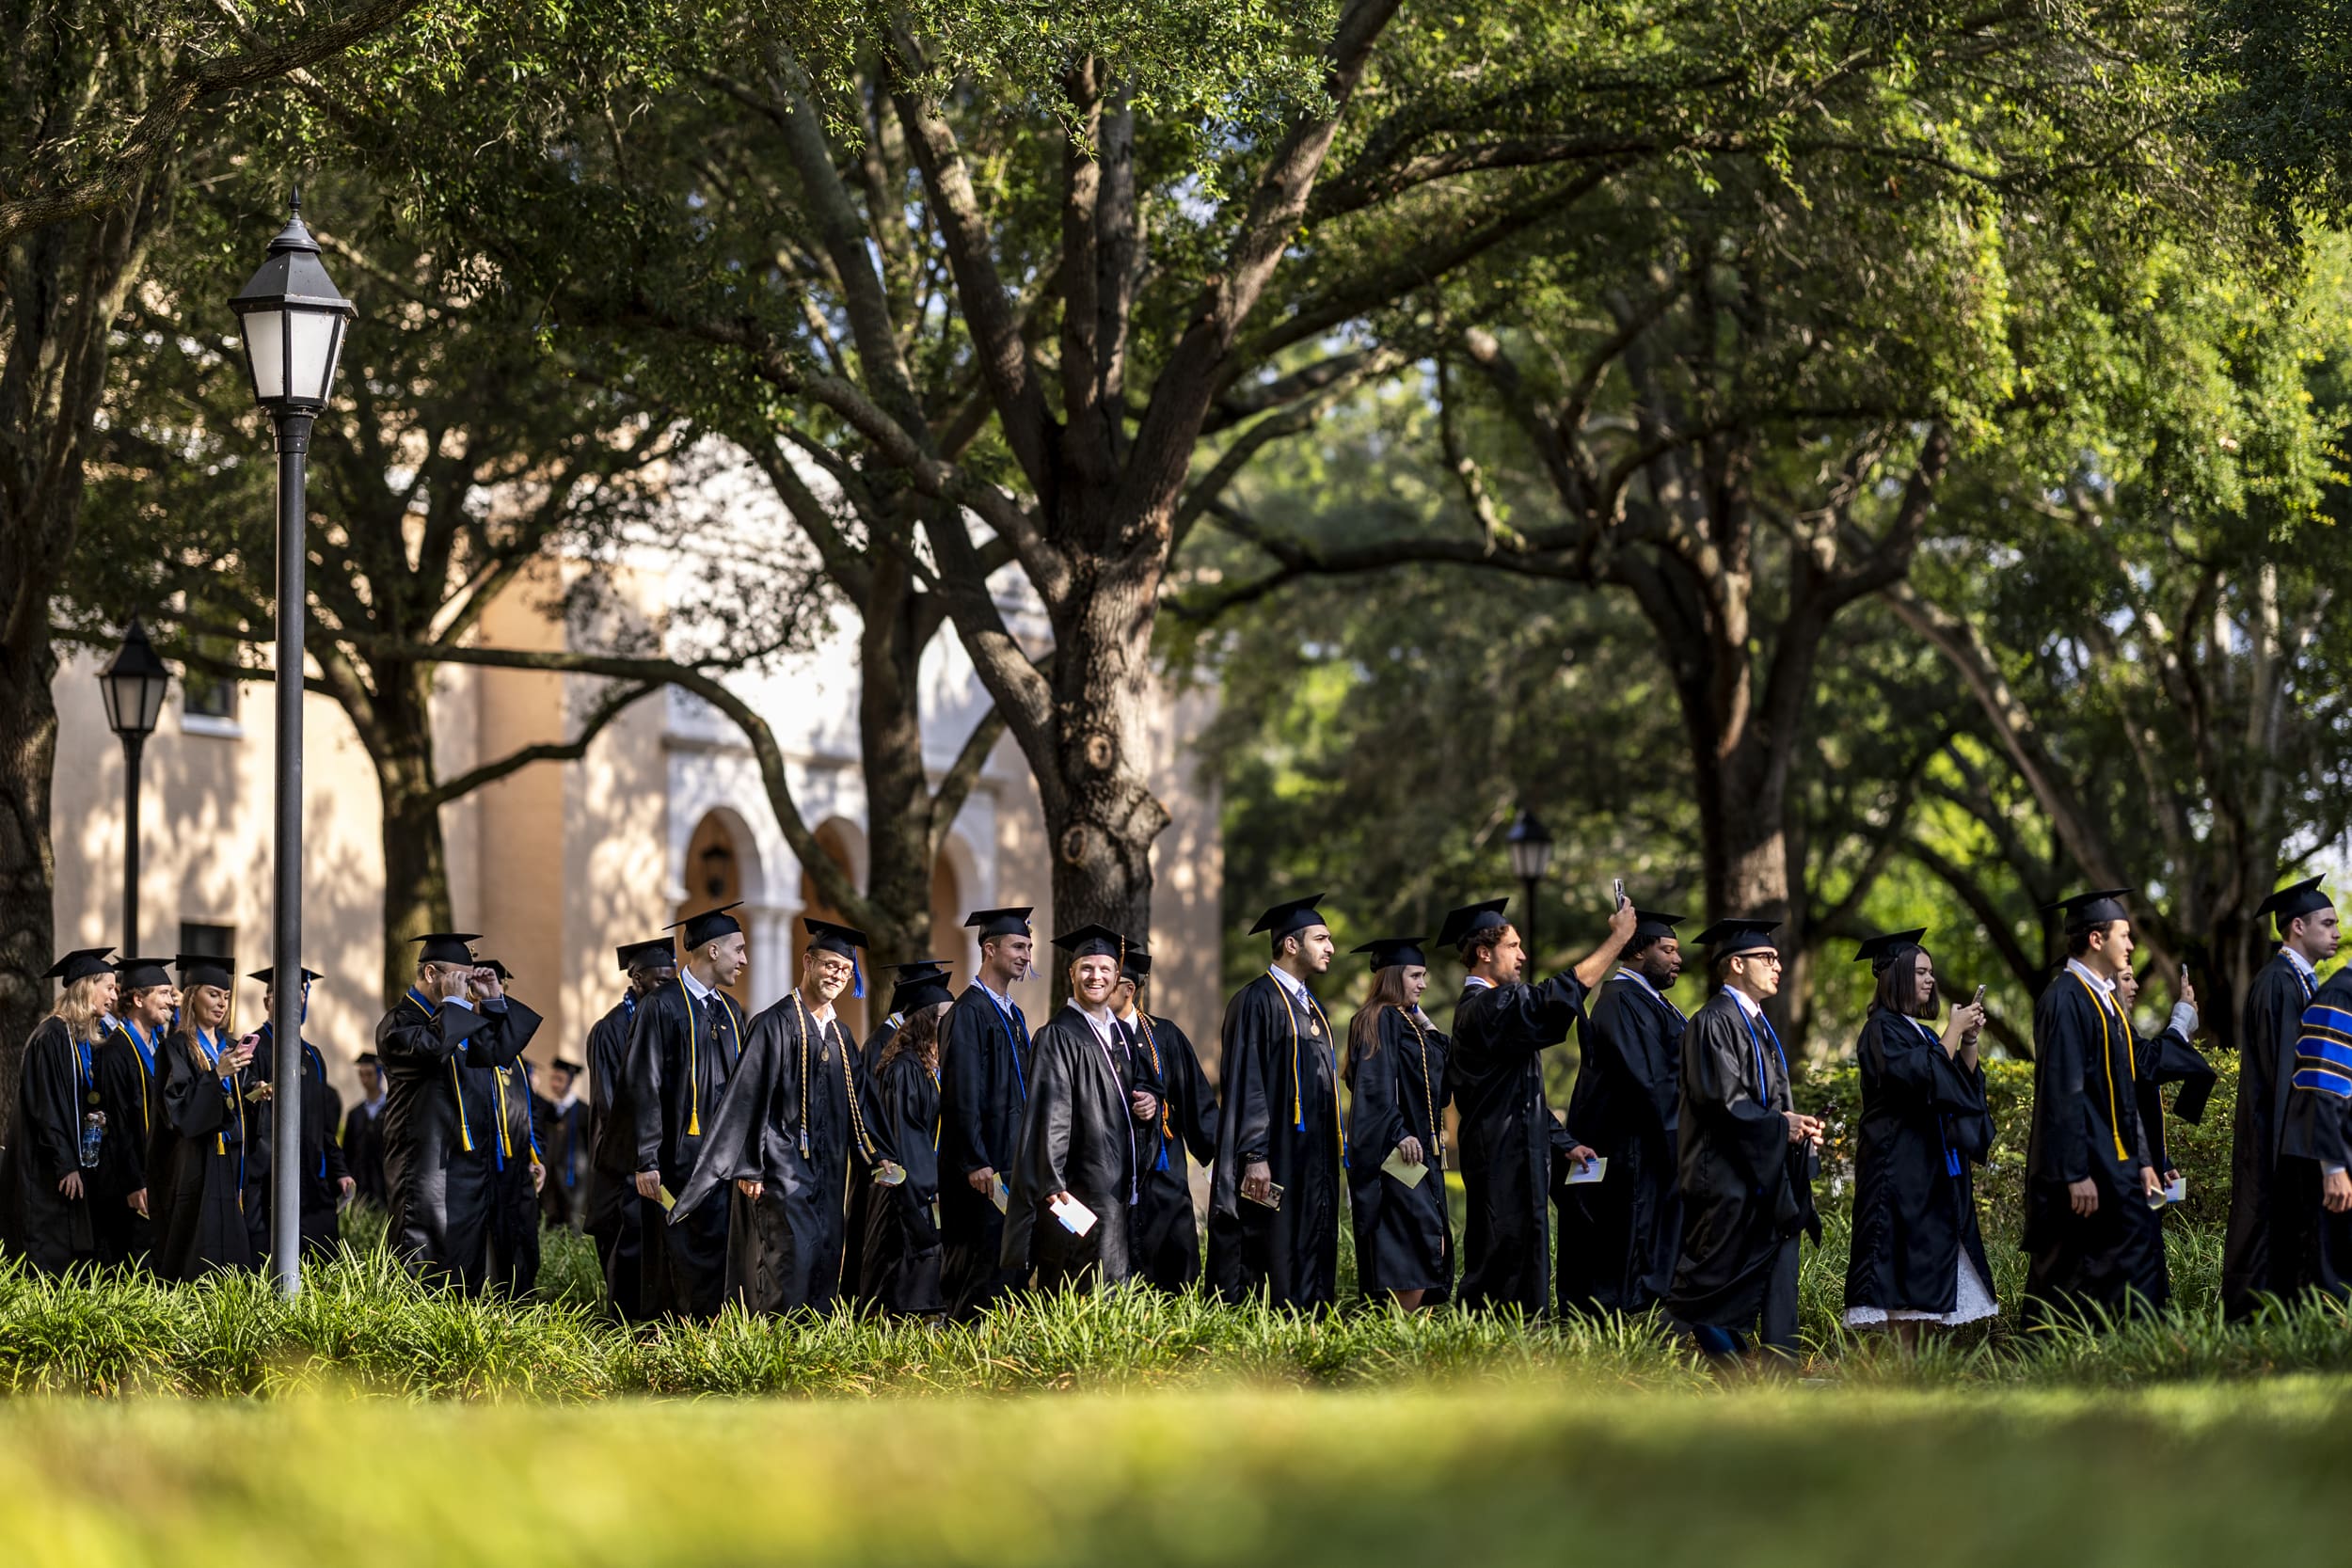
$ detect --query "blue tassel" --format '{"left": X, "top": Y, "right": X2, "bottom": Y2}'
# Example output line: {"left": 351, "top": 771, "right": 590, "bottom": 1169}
{"left": 852, "top": 957, "right": 865, "bottom": 999}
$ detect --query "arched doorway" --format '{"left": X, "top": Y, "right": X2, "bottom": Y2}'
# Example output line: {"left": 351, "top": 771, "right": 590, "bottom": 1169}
{"left": 679, "top": 811, "right": 753, "bottom": 1008}
{"left": 793, "top": 820, "right": 866, "bottom": 1037}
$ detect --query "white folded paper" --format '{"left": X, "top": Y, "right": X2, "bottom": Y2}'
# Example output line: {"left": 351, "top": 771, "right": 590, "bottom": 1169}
{"left": 1049, "top": 1193, "right": 1098, "bottom": 1237}
{"left": 1562, "top": 1156, "right": 1609, "bottom": 1187}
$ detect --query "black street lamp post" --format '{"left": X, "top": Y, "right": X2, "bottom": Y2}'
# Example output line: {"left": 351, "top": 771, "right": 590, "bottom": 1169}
{"left": 1505, "top": 806, "right": 1555, "bottom": 968}
{"left": 229, "top": 191, "right": 355, "bottom": 1298}
{"left": 99, "top": 620, "right": 171, "bottom": 958}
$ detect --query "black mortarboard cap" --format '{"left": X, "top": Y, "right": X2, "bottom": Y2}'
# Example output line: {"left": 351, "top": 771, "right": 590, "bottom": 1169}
{"left": 1352, "top": 936, "right": 1430, "bottom": 971}
{"left": 1121, "top": 947, "right": 1153, "bottom": 986}
{"left": 665, "top": 903, "right": 744, "bottom": 949}
{"left": 2041, "top": 889, "right": 2131, "bottom": 934}
{"left": 963, "top": 907, "right": 1035, "bottom": 941}
{"left": 2256, "top": 875, "right": 2333, "bottom": 933}
{"left": 552, "top": 1056, "right": 585, "bottom": 1074}
{"left": 355, "top": 1051, "right": 381, "bottom": 1068}
{"left": 44, "top": 948, "right": 116, "bottom": 984}
{"left": 1438, "top": 898, "right": 1511, "bottom": 949}
{"left": 174, "top": 952, "right": 236, "bottom": 990}
{"left": 1249, "top": 895, "right": 1329, "bottom": 940}
{"left": 1054, "top": 924, "right": 1129, "bottom": 961}
{"left": 1629, "top": 908, "right": 1687, "bottom": 946}
{"left": 248, "top": 964, "right": 325, "bottom": 989}
{"left": 885, "top": 960, "right": 956, "bottom": 1015}
{"left": 1852, "top": 928, "right": 1929, "bottom": 975}
{"left": 408, "top": 931, "right": 482, "bottom": 966}
{"left": 615, "top": 938, "right": 675, "bottom": 973}
{"left": 803, "top": 918, "right": 866, "bottom": 958}
{"left": 113, "top": 956, "right": 173, "bottom": 990}
{"left": 476, "top": 958, "right": 514, "bottom": 981}
{"left": 1696, "top": 918, "right": 1779, "bottom": 958}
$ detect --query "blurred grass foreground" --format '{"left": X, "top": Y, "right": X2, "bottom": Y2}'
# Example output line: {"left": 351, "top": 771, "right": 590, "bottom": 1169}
{"left": 6, "top": 1381, "right": 2352, "bottom": 1568}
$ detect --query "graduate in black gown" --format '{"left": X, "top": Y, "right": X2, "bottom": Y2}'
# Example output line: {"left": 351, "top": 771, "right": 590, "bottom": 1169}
{"left": 1208, "top": 895, "right": 1344, "bottom": 1309}
{"left": 860, "top": 971, "right": 956, "bottom": 1316}
{"left": 2119, "top": 962, "right": 2212, "bottom": 1308}
{"left": 0, "top": 949, "right": 117, "bottom": 1274}
{"left": 92, "top": 957, "right": 171, "bottom": 1269}
{"left": 2221, "top": 875, "right": 2338, "bottom": 1318}
{"left": 2276, "top": 968, "right": 2352, "bottom": 1299}
{"left": 1342, "top": 938, "right": 1452, "bottom": 1308}
{"left": 469, "top": 959, "right": 545, "bottom": 1297}
{"left": 342, "top": 1053, "right": 389, "bottom": 1209}
{"left": 246, "top": 965, "right": 354, "bottom": 1264}
{"left": 844, "top": 960, "right": 953, "bottom": 1304}
{"left": 1445, "top": 895, "right": 1637, "bottom": 1316}
{"left": 151, "top": 954, "right": 261, "bottom": 1281}
{"left": 1667, "top": 920, "right": 1821, "bottom": 1358}
{"left": 939, "top": 908, "right": 1038, "bottom": 1320}
{"left": 1839, "top": 931, "right": 1996, "bottom": 1350}
{"left": 627, "top": 906, "right": 750, "bottom": 1318}
{"left": 1114, "top": 949, "right": 1219, "bottom": 1292}
{"left": 536, "top": 1058, "right": 589, "bottom": 1229}
{"left": 675, "top": 918, "right": 905, "bottom": 1314}
{"left": 1558, "top": 907, "right": 1689, "bottom": 1317}
{"left": 1003, "top": 926, "right": 1152, "bottom": 1291}
{"left": 377, "top": 934, "right": 544, "bottom": 1292}
{"left": 584, "top": 937, "right": 673, "bottom": 1321}
{"left": 2021, "top": 891, "right": 2166, "bottom": 1330}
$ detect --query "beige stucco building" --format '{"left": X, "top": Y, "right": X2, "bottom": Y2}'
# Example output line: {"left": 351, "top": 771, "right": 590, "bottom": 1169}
{"left": 49, "top": 451, "right": 1222, "bottom": 1105}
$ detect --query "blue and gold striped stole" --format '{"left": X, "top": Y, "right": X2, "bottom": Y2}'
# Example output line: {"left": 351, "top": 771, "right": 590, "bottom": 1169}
{"left": 2293, "top": 1000, "right": 2352, "bottom": 1099}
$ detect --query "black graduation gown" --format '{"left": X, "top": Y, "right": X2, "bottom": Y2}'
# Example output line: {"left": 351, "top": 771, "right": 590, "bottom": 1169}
{"left": 1841, "top": 1011, "right": 1994, "bottom": 1316}
{"left": 675, "top": 992, "right": 894, "bottom": 1314}
{"left": 1450, "top": 974, "right": 1591, "bottom": 1315}
{"left": 0, "top": 1018, "right": 98, "bottom": 1274}
{"left": 1557, "top": 974, "right": 1686, "bottom": 1315}
{"left": 1343, "top": 1006, "right": 1453, "bottom": 1297}
{"left": 2021, "top": 970, "right": 2161, "bottom": 1328}
{"left": 858, "top": 1045, "right": 946, "bottom": 1313}
{"left": 537, "top": 1093, "right": 588, "bottom": 1227}
{"left": 1666, "top": 992, "right": 1817, "bottom": 1329}
{"left": 938, "top": 984, "right": 1033, "bottom": 1318}
{"left": 151, "top": 1030, "right": 259, "bottom": 1281}
{"left": 840, "top": 1013, "right": 900, "bottom": 1303}
{"left": 1004, "top": 1006, "right": 1140, "bottom": 1291}
{"left": 1122, "top": 1011, "right": 1218, "bottom": 1291}
{"left": 1207, "top": 974, "right": 1343, "bottom": 1309}
{"left": 342, "top": 1097, "right": 389, "bottom": 1208}
{"left": 2123, "top": 1009, "right": 2216, "bottom": 1307}
{"left": 582, "top": 995, "right": 644, "bottom": 1318}
{"left": 627, "top": 979, "right": 745, "bottom": 1318}
{"left": 246, "top": 1023, "right": 351, "bottom": 1264}
{"left": 377, "top": 991, "right": 543, "bottom": 1291}
{"left": 2277, "top": 974, "right": 2352, "bottom": 1300}
{"left": 485, "top": 1056, "right": 542, "bottom": 1296}
{"left": 90, "top": 1022, "right": 163, "bottom": 1268}
{"left": 2222, "top": 953, "right": 2313, "bottom": 1318}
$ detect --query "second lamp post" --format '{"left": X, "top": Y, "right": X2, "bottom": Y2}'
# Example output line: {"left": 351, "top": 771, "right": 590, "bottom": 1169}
{"left": 1505, "top": 806, "right": 1555, "bottom": 968}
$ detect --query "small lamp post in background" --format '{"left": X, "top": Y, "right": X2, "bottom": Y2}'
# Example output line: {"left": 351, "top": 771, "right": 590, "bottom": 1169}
{"left": 1505, "top": 805, "right": 1555, "bottom": 968}
{"left": 99, "top": 619, "right": 171, "bottom": 958}
{"left": 229, "top": 189, "right": 356, "bottom": 1299}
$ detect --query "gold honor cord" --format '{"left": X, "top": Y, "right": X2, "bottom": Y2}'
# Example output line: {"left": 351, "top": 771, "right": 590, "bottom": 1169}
{"left": 681, "top": 987, "right": 745, "bottom": 1140}
{"left": 1402, "top": 1006, "right": 1442, "bottom": 1164}
{"left": 2068, "top": 973, "right": 2138, "bottom": 1163}
{"left": 493, "top": 1065, "right": 513, "bottom": 1160}
{"left": 1273, "top": 978, "right": 1344, "bottom": 1158}
{"left": 1136, "top": 1015, "right": 1172, "bottom": 1142}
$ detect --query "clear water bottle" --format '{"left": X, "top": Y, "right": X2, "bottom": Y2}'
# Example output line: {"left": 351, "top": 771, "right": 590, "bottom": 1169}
{"left": 78, "top": 1110, "right": 105, "bottom": 1169}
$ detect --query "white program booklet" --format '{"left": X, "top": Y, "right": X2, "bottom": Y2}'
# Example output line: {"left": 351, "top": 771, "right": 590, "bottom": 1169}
{"left": 1049, "top": 1193, "right": 1099, "bottom": 1237}
{"left": 1562, "top": 1156, "right": 1610, "bottom": 1187}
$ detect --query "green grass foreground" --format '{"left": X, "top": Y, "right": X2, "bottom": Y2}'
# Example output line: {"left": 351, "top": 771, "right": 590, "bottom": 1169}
{"left": 3, "top": 1380, "right": 2350, "bottom": 1566}
{"left": 6, "top": 1227, "right": 2352, "bottom": 1398}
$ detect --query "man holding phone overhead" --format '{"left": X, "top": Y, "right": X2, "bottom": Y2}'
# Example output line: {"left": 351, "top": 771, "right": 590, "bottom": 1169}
{"left": 376, "top": 933, "right": 543, "bottom": 1293}
{"left": 1446, "top": 889, "right": 1639, "bottom": 1316}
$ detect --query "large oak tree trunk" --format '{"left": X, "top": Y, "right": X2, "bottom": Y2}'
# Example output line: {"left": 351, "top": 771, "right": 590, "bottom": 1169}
{"left": 0, "top": 646, "right": 58, "bottom": 1133}
{"left": 857, "top": 552, "right": 939, "bottom": 974}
